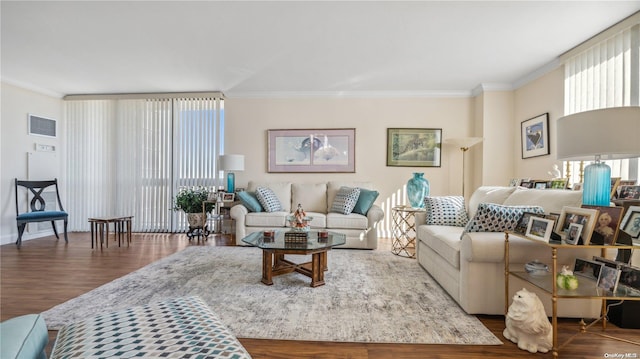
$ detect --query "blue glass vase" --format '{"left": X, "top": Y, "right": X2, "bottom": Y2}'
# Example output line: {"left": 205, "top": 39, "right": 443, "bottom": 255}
{"left": 407, "top": 173, "right": 429, "bottom": 208}
{"left": 582, "top": 161, "right": 610, "bottom": 206}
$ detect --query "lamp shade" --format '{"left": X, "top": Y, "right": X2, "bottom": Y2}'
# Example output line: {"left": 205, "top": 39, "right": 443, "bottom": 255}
{"left": 556, "top": 107, "right": 640, "bottom": 161}
{"left": 219, "top": 154, "right": 245, "bottom": 171}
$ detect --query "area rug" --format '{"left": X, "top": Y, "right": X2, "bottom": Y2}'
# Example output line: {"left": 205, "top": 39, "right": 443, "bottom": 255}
{"left": 42, "top": 246, "right": 502, "bottom": 345}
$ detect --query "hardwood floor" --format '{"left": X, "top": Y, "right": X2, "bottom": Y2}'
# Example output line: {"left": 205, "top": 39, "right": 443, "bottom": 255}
{"left": 2, "top": 233, "right": 638, "bottom": 358}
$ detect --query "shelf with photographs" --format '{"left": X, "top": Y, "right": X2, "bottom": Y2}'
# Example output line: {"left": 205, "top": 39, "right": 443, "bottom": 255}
{"left": 505, "top": 231, "right": 640, "bottom": 358}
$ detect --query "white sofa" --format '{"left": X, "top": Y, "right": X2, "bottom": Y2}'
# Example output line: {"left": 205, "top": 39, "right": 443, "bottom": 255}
{"left": 416, "top": 186, "right": 610, "bottom": 318}
{"left": 230, "top": 181, "right": 384, "bottom": 249}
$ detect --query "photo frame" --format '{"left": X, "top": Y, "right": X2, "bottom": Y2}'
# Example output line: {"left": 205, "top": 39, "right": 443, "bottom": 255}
{"left": 610, "top": 177, "right": 621, "bottom": 199}
{"left": 519, "top": 181, "right": 534, "bottom": 189}
{"left": 267, "top": 128, "right": 355, "bottom": 173}
{"left": 573, "top": 258, "right": 603, "bottom": 281}
{"left": 582, "top": 205, "right": 624, "bottom": 245}
{"left": 222, "top": 193, "right": 235, "bottom": 202}
{"left": 618, "top": 185, "right": 640, "bottom": 200}
{"left": 550, "top": 179, "right": 568, "bottom": 189}
{"left": 565, "top": 223, "right": 583, "bottom": 245}
{"left": 533, "top": 180, "right": 549, "bottom": 189}
{"left": 525, "top": 216, "right": 555, "bottom": 242}
{"left": 521, "top": 113, "right": 549, "bottom": 159}
{"left": 620, "top": 205, "right": 640, "bottom": 239}
{"left": 514, "top": 211, "right": 538, "bottom": 235}
{"left": 556, "top": 206, "right": 599, "bottom": 245}
{"left": 597, "top": 265, "right": 621, "bottom": 293}
{"left": 386, "top": 128, "right": 442, "bottom": 167}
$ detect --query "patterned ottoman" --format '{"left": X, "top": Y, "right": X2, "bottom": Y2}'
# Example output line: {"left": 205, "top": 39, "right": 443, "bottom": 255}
{"left": 50, "top": 296, "right": 251, "bottom": 359}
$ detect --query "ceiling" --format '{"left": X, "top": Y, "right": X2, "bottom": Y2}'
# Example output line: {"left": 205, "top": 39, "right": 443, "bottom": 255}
{"left": 2, "top": 1, "right": 639, "bottom": 98}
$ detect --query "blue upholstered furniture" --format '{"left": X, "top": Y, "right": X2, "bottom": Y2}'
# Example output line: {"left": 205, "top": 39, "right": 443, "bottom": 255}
{"left": 0, "top": 314, "right": 49, "bottom": 359}
{"left": 15, "top": 179, "right": 68, "bottom": 248}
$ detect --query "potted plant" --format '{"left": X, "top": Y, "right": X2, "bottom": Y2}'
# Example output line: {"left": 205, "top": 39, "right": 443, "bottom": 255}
{"left": 173, "top": 187, "right": 215, "bottom": 228}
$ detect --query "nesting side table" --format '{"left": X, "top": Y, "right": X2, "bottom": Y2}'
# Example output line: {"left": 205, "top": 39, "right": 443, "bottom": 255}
{"left": 391, "top": 206, "right": 424, "bottom": 258}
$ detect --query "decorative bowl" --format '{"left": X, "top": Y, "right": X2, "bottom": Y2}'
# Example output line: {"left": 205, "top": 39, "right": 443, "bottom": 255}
{"left": 524, "top": 260, "right": 549, "bottom": 276}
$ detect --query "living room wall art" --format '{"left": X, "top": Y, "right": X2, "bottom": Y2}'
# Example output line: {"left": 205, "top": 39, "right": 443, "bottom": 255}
{"left": 267, "top": 128, "right": 355, "bottom": 173}
{"left": 386, "top": 128, "right": 442, "bottom": 167}
{"left": 521, "top": 113, "right": 550, "bottom": 159}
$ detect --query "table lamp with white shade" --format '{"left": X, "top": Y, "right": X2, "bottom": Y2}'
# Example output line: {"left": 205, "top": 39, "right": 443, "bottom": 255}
{"left": 219, "top": 154, "right": 244, "bottom": 193}
{"left": 556, "top": 107, "right": 640, "bottom": 206}
{"left": 445, "top": 137, "right": 483, "bottom": 197}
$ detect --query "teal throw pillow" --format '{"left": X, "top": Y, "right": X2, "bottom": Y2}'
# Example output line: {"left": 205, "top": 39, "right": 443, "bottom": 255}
{"left": 237, "top": 191, "right": 263, "bottom": 212}
{"left": 330, "top": 186, "right": 361, "bottom": 215}
{"left": 352, "top": 188, "right": 379, "bottom": 215}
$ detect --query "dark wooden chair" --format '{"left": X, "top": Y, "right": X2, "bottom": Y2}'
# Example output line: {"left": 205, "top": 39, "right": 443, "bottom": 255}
{"left": 14, "top": 178, "right": 68, "bottom": 248}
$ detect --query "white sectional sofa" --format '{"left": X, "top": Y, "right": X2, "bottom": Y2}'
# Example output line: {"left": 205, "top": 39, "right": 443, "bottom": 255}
{"left": 230, "top": 181, "right": 384, "bottom": 249}
{"left": 416, "top": 186, "right": 609, "bottom": 318}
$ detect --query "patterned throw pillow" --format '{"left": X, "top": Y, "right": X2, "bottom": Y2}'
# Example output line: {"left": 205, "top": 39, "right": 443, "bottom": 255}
{"left": 237, "top": 191, "right": 263, "bottom": 212}
{"left": 424, "top": 196, "right": 468, "bottom": 227}
{"left": 255, "top": 187, "right": 283, "bottom": 212}
{"left": 330, "top": 186, "right": 361, "bottom": 215}
{"left": 461, "top": 203, "right": 544, "bottom": 238}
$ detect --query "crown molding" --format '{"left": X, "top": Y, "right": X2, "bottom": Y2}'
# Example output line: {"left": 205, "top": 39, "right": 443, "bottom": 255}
{"left": 512, "top": 58, "right": 562, "bottom": 90}
{"left": 470, "top": 83, "right": 514, "bottom": 97}
{"left": 1, "top": 79, "right": 64, "bottom": 99}
{"left": 223, "top": 90, "right": 473, "bottom": 99}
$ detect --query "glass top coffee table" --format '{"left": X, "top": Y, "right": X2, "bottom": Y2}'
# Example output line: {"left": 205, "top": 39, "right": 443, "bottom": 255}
{"left": 242, "top": 230, "right": 346, "bottom": 287}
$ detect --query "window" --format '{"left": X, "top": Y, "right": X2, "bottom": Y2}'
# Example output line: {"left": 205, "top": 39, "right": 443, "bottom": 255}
{"left": 563, "top": 22, "right": 639, "bottom": 186}
{"left": 65, "top": 94, "right": 224, "bottom": 232}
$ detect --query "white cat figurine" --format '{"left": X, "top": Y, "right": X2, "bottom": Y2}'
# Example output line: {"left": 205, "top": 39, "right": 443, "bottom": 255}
{"left": 503, "top": 288, "right": 552, "bottom": 353}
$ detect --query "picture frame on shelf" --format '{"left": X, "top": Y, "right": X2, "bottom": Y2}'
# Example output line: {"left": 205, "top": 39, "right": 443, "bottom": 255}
{"left": 520, "top": 181, "right": 534, "bottom": 189}
{"left": 596, "top": 265, "right": 621, "bottom": 293}
{"left": 573, "top": 258, "right": 603, "bottom": 281}
{"left": 582, "top": 205, "right": 624, "bottom": 245}
{"left": 521, "top": 113, "right": 550, "bottom": 159}
{"left": 525, "top": 216, "right": 555, "bottom": 242}
{"left": 550, "top": 179, "right": 568, "bottom": 189}
{"left": 610, "top": 177, "right": 621, "bottom": 199}
{"left": 620, "top": 205, "right": 640, "bottom": 240}
{"left": 618, "top": 185, "right": 640, "bottom": 200}
{"left": 267, "top": 128, "right": 355, "bottom": 173}
{"left": 386, "top": 128, "right": 442, "bottom": 167}
{"left": 508, "top": 178, "right": 520, "bottom": 187}
{"left": 533, "top": 180, "right": 549, "bottom": 189}
{"left": 514, "top": 211, "right": 538, "bottom": 235}
{"left": 222, "top": 193, "right": 235, "bottom": 202}
{"left": 555, "top": 206, "right": 599, "bottom": 245}
{"left": 565, "top": 223, "right": 583, "bottom": 245}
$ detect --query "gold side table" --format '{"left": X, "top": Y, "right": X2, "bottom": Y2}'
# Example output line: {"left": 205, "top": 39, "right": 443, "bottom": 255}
{"left": 391, "top": 206, "right": 425, "bottom": 258}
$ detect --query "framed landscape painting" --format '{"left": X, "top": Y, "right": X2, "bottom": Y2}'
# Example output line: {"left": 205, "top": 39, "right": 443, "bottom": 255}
{"left": 267, "top": 128, "right": 355, "bottom": 173}
{"left": 521, "top": 113, "right": 549, "bottom": 159}
{"left": 387, "top": 128, "right": 442, "bottom": 167}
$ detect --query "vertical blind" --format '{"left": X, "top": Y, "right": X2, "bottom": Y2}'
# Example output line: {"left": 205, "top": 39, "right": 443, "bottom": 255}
{"left": 563, "top": 23, "right": 639, "bottom": 184}
{"left": 65, "top": 96, "right": 224, "bottom": 232}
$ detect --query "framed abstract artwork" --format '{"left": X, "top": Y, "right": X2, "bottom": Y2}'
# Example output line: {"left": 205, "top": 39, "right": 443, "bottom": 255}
{"left": 267, "top": 128, "right": 355, "bottom": 173}
{"left": 386, "top": 128, "right": 442, "bottom": 167}
{"left": 521, "top": 113, "right": 549, "bottom": 159}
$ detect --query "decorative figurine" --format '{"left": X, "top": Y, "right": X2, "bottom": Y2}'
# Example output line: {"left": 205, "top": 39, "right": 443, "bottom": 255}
{"left": 503, "top": 288, "right": 552, "bottom": 353}
{"left": 294, "top": 203, "right": 307, "bottom": 228}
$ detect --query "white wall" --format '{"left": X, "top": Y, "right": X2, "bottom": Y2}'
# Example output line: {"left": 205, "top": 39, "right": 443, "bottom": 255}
{"left": 513, "top": 67, "right": 565, "bottom": 180}
{"left": 1, "top": 82, "right": 64, "bottom": 245}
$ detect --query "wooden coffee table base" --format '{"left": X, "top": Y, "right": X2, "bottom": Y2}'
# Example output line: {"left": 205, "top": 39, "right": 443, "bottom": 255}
{"left": 261, "top": 249, "right": 329, "bottom": 287}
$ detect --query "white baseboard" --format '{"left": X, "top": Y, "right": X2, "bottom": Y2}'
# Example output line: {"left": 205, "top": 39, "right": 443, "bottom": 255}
{"left": 0, "top": 230, "right": 54, "bottom": 246}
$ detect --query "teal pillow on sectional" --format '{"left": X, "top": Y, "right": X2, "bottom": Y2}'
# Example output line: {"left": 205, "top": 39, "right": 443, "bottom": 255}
{"left": 352, "top": 188, "right": 379, "bottom": 215}
{"left": 237, "top": 191, "right": 263, "bottom": 212}
{"left": 330, "top": 186, "right": 361, "bottom": 215}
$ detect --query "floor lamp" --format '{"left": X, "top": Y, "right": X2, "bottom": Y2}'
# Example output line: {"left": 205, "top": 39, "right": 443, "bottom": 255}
{"left": 556, "top": 107, "right": 640, "bottom": 206}
{"left": 445, "top": 137, "right": 483, "bottom": 197}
